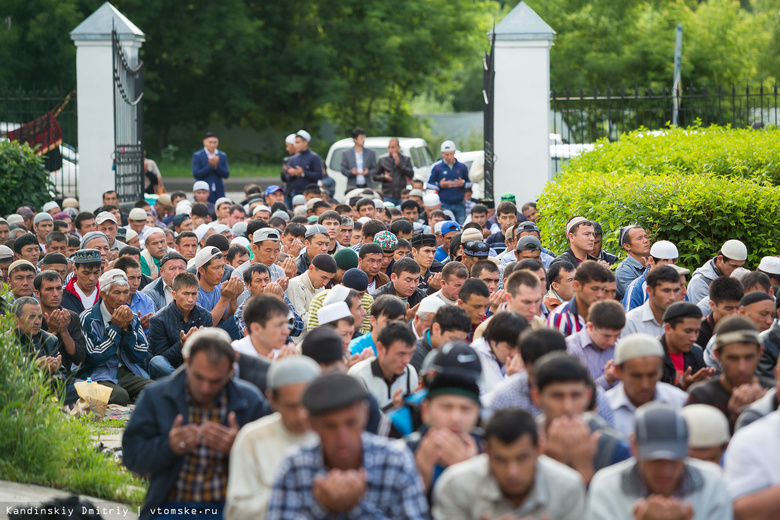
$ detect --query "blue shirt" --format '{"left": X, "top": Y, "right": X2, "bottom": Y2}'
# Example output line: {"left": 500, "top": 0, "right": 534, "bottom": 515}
{"left": 129, "top": 290, "right": 156, "bottom": 332}
{"left": 349, "top": 333, "right": 377, "bottom": 356}
{"left": 622, "top": 272, "right": 648, "bottom": 311}
{"left": 434, "top": 245, "right": 449, "bottom": 263}
{"left": 197, "top": 284, "right": 222, "bottom": 313}
{"left": 425, "top": 159, "right": 471, "bottom": 204}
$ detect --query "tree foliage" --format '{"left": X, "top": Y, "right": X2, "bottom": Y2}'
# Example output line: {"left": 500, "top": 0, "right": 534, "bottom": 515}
{"left": 0, "top": 140, "right": 55, "bottom": 215}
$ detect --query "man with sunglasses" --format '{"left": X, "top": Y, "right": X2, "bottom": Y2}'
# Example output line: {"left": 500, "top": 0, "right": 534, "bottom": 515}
{"left": 688, "top": 240, "right": 748, "bottom": 311}
{"left": 623, "top": 241, "right": 680, "bottom": 312}
{"left": 614, "top": 224, "right": 651, "bottom": 301}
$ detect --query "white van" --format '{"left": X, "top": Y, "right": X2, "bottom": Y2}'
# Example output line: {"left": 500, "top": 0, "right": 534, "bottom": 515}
{"left": 325, "top": 137, "right": 434, "bottom": 200}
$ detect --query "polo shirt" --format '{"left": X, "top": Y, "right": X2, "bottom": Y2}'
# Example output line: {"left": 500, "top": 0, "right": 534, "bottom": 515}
{"left": 606, "top": 381, "right": 688, "bottom": 436}
{"left": 348, "top": 357, "right": 417, "bottom": 411}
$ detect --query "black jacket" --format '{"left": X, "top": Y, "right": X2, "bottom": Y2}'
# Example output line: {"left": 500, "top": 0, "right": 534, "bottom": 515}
{"left": 148, "top": 302, "right": 213, "bottom": 368}
{"left": 372, "top": 153, "right": 414, "bottom": 199}
{"left": 122, "top": 370, "right": 271, "bottom": 520}
{"left": 759, "top": 319, "right": 780, "bottom": 380}
{"left": 557, "top": 247, "right": 596, "bottom": 268}
{"left": 373, "top": 282, "right": 427, "bottom": 309}
{"left": 660, "top": 335, "right": 706, "bottom": 389}
{"left": 41, "top": 307, "right": 87, "bottom": 374}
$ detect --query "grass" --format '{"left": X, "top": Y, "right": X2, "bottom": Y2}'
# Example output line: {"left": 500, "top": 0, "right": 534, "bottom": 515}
{"left": 159, "top": 158, "right": 279, "bottom": 178}
{"left": 0, "top": 306, "right": 146, "bottom": 508}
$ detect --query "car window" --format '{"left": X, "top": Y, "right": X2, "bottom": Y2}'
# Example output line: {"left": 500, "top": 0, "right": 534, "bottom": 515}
{"left": 412, "top": 146, "right": 433, "bottom": 167}
{"left": 329, "top": 148, "right": 346, "bottom": 170}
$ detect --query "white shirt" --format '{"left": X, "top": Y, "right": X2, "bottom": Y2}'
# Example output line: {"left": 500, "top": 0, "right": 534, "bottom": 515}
{"left": 724, "top": 409, "right": 780, "bottom": 500}
{"left": 348, "top": 357, "right": 417, "bottom": 411}
{"left": 74, "top": 283, "right": 98, "bottom": 310}
{"left": 204, "top": 146, "right": 219, "bottom": 159}
{"left": 231, "top": 335, "right": 279, "bottom": 361}
{"left": 472, "top": 337, "right": 505, "bottom": 397}
{"left": 605, "top": 381, "right": 688, "bottom": 436}
{"left": 622, "top": 300, "right": 664, "bottom": 338}
{"left": 355, "top": 149, "right": 365, "bottom": 185}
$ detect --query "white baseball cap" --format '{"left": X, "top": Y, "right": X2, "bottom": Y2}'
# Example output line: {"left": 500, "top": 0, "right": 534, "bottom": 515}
{"left": 95, "top": 211, "right": 117, "bottom": 225}
{"left": 440, "top": 140, "right": 456, "bottom": 152}
{"left": 194, "top": 246, "right": 222, "bottom": 270}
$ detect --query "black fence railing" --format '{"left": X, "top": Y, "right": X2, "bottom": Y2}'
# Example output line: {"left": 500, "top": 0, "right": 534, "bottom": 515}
{"left": 550, "top": 84, "right": 780, "bottom": 175}
{"left": 0, "top": 88, "right": 78, "bottom": 198}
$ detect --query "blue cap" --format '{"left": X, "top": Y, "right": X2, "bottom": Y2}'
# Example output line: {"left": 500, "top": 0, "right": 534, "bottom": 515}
{"left": 440, "top": 221, "right": 461, "bottom": 235}
{"left": 264, "top": 185, "right": 284, "bottom": 197}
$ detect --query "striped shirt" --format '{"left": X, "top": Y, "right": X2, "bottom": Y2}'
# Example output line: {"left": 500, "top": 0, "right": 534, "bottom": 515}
{"left": 547, "top": 297, "right": 586, "bottom": 338}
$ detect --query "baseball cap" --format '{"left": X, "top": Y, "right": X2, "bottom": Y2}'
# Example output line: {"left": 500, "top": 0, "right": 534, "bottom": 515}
{"left": 721, "top": 239, "right": 747, "bottom": 261}
{"left": 267, "top": 357, "right": 321, "bottom": 391}
{"left": 424, "top": 341, "right": 482, "bottom": 382}
{"left": 614, "top": 333, "right": 664, "bottom": 365}
{"left": 440, "top": 140, "right": 456, "bottom": 152}
{"left": 649, "top": 240, "right": 678, "bottom": 260}
{"left": 305, "top": 224, "right": 329, "bottom": 239}
{"left": 297, "top": 129, "right": 312, "bottom": 142}
{"left": 98, "top": 268, "right": 127, "bottom": 290}
{"left": 193, "top": 180, "right": 209, "bottom": 192}
{"left": 439, "top": 221, "right": 461, "bottom": 235}
{"left": 95, "top": 211, "right": 117, "bottom": 225}
{"left": 253, "top": 228, "right": 281, "bottom": 243}
{"left": 515, "top": 221, "right": 540, "bottom": 236}
{"left": 194, "top": 246, "right": 222, "bottom": 270}
{"left": 758, "top": 256, "right": 780, "bottom": 276}
{"left": 516, "top": 236, "right": 542, "bottom": 252}
{"left": 681, "top": 405, "right": 730, "bottom": 448}
{"left": 463, "top": 241, "right": 490, "bottom": 258}
{"left": 634, "top": 402, "right": 688, "bottom": 461}
{"left": 128, "top": 208, "right": 147, "bottom": 221}
{"left": 264, "top": 185, "right": 284, "bottom": 197}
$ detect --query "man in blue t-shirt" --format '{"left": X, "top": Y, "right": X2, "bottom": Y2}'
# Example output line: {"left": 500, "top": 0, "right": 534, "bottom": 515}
{"left": 194, "top": 246, "right": 244, "bottom": 328}
{"left": 425, "top": 140, "right": 471, "bottom": 225}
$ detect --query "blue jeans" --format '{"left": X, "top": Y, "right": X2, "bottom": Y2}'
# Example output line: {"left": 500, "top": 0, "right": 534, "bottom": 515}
{"left": 442, "top": 201, "right": 466, "bottom": 225}
{"left": 149, "top": 355, "right": 175, "bottom": 380}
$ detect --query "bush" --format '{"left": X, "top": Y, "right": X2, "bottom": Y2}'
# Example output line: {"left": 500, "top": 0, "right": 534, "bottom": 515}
{"left": 0, "top": 300, "right": 145, "bottom": 506}
{"left": 568, "top": 125, "right": 780, "bottom": 185}
{"left": 537, "top": 168, "right": 780, "bottom": 268}
{"left": 0, "top": 141, "right": 55, "bottom": 216}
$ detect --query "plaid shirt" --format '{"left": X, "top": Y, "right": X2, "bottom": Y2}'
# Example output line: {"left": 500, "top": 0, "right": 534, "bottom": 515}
{"left": 169, "top": 388, "right": 229, "bottom": 503}
{"left": 546, "top": 297, "right": 585, "bottom": 338}
{"left": 267, "top": 432, "right": 429, "bottom": 520}
{"left": 234, "top": 294, "right": 304, "bottom": 338}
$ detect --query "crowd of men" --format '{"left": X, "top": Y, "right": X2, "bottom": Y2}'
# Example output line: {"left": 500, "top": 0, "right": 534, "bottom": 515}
{"left": 3, "top": 128, "right": 780, "bottom": 519}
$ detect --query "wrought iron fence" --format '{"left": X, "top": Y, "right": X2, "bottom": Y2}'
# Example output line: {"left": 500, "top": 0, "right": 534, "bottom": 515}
{"left": 0, "top": 88, "right": 78, "bottom": 198}
{"left": 550, "top": 84, "right": 780, "bottom": 175}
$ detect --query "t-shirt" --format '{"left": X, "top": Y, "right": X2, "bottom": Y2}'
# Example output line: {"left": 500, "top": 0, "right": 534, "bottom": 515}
{"left": 670, "top": 352, "right": 685, "bottom": 387}
{"left": 197, "top": 284, "right": 222, "bottom": 313}
{"left": 687, "top": 378, "right": 733, "bottom": 430}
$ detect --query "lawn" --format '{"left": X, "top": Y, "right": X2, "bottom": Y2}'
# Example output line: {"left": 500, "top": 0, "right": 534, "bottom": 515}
{"left": 159, "top": 159, "right": 279, "bottom": 178}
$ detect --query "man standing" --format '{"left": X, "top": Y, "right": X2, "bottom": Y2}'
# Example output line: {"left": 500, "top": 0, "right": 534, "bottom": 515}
{"left": 267, "top": 373, "right": 428, "bottom": 519}
{"left": 192, "top": 132, "right": 230, "bottom": 203}
{"left": 425, "top": 140, "right": 470, "bottom": 225}
{"left": 688, "top": 239, "right": 747, "bottom": 308}
{"left": 623, "top": 265, "right": 681, "bottom": 337}
{"left": 588, "top": 403, "right": 731, "bottom": 520}
{"left": 433, "top": 409, "right": 586, "bottom": 519}
{"left": 372, "top": 137, "right": 414, "bottom": 206}
{"left": 341, "top": 128, "right": 376, "bottom": 191}
{"left": 226, "top": 357, "right": 321, "bottom": 520}
{"left": 282, "top": 130, "right": 322, "bottom": 202}
{"left": 614, "top": 224, "right": 651, "bottom": 301}
{"left": 123, "top": 329, "right": 270, "bottom": 520}
{"left": 147, "top": 272, "right": 213, "bottom": 379}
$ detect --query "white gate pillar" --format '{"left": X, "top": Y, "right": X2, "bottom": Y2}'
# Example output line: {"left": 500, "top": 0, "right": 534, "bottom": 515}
{"left": 491, "top": 2, "right": 554, "bottom": 204}
{"left": 70, "top": 2, "right": 144, "bottom": 212}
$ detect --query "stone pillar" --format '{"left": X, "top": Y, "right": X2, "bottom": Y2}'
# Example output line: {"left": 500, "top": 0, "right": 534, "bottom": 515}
{"left": 70, "top": 2, "right": 144, "bottom": 212}
{"left": 491, "top": 2, "right": 554, "bottom": 204}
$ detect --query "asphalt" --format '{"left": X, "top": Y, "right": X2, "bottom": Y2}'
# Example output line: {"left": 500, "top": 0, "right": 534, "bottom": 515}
{"left": 0, "top": 481, "right": 138, "bottom": 520}
{"left": 164, "top": 176, "right": 277, "bottom": 202}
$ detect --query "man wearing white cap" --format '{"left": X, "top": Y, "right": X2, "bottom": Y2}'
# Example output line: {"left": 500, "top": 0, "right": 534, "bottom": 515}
{"left": 622, "top": 240, "right": 679, "bottom": 311}
{"left": 605, "top": 333, "right": 688, "bottom": 436}
{"left": 757, "top": 255, "right": 780, "bottom": 294}
{"left": 282, "top": 130, "right": 322, "bottom": 203}
{"left": 42, "top": 201, "right": 60, "bottom": 216}
{"left": 193, "top": 180, "right": 215, "bottom": 214}
{"left": 75, "top": 269, "right": 151, "bottom": 405}
{"left": 192, "top": 131, "right": 230, "bottom": 203}
{"left": 370, "top": 137, "right": 413, "bottom": 205}
{"left": 425, "top": 140, "right": 470, "bottom": 225}
{"left": 682, "top": 404, "right": 730, "bottom": 465}
{"left": 226, "top": 356, "right": 320, "bottom": 520}
{"left": 688, "top": 239, "right": 747, "bottom": 309}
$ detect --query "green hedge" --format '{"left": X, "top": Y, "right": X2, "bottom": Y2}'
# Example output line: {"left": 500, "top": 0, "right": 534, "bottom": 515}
{"left": 0, "top": 140, "right": 55, "bottom": 216}
{"left": 569, "top": 125, "right": 780, "bottom": 185}
{"left": 537, "top": 168, "right": 780, "bottom": 269}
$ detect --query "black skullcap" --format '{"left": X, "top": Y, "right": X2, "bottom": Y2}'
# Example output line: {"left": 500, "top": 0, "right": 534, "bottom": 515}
{"left": 411, "top": 233, "right": 437, "bottom": 249}
{"left": 302, "top": 373, "right": 368, "bottom": 416}
{"left": 342, "top": 268, "right": 368, "bottom": 292}
{"left": 740, "top": 291, "right": 774, "bottom": 308}
{"left": 41, "top": 252, "right": 68, "bottom": 266}
{"left": 311, "top": 253, "right": 338, "bottom": 274}
{"left": 160, "top": 251, "right": 186, "bottom": 267}
{"left": 205, "top": 233, "right": 230, "bottom": 252}
{"left": 463, "top": 240, "right": 490, "bottom": 258}
{"left": 662, "top": 301, "right": 703, "bottom": 323}
{"left": 301, "top": 326, "right": 344, "bottom": 364}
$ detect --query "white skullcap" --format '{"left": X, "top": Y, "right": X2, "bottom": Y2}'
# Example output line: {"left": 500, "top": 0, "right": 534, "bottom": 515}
{"left": 373, "top": 199, "right": 384, "bottom": 209}
{"left": 193, "top": 180, "right": 209, "bottom": 192}
{"left": 758, "top": 256, "right": 780, "bottom": 276}
{"left": 194, "top": 223, "right": 211, "bottom": 242}
{"left": 125, "top": 229, "right": 138, "bottom": 242}
{"left": 614, "top": 333, "right": 664, "bottom": 365}
{"left": 721, "top": 239, "right": 747, "bottom": 262}
{"left": 42, "top": 201, "right": 60, "bottom": 212}
{"left": 649, "top": 240, "right": 678, "bottom": 260}
{"left": 267, "top": 356, "right": 321, "bottom": 390}
{"left": 423, "top": 193, "right": 440, "bottom": 207}
{"left": 285, "top": 133, "right": 297, "bottom": 145}
{"left": 143, "top": 227, "right": 165, "bottom": 241}
{"left": 323, "top": 285, "right": 351, "bottom": 306}
{"left": 418, "top": 295, "right": 447, "bottom": 315}
{"left": 682, "top": 404, "right": 730, "bottom": 448}
{"left": 317, "top": 302, "right": 352, "bottom": 325}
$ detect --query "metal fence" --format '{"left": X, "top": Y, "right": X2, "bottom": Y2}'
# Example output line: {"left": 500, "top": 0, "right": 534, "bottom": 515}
{"left": 550, "top": 84, "right": 780, "bottom": 175}
{"left": 113, "top": 29, "right": 145, "bottom": 204}
{"left": 0, "top": 88, "right": 78, "bottom": 198}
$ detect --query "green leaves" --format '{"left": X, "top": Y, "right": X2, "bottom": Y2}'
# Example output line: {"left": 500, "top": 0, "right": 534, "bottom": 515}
{"left": 0, "top": 140, "right": 54, "bottom": 216}
{"left": 538, "top": 126, "right": 780, "bottom": 269}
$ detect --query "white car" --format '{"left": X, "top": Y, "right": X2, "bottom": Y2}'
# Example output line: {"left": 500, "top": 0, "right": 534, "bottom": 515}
{"left": 325, "top": 136, "right": 434, "bottom": 200}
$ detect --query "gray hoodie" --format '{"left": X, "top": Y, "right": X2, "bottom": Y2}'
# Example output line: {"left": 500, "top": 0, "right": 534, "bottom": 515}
{"left": 688, "top": 258, "right": 721, "bottom": 308}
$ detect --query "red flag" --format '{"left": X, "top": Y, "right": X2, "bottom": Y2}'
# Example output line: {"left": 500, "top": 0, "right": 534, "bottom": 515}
{"left": 7, "top": 112, "right": 63, "bottom": 155}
